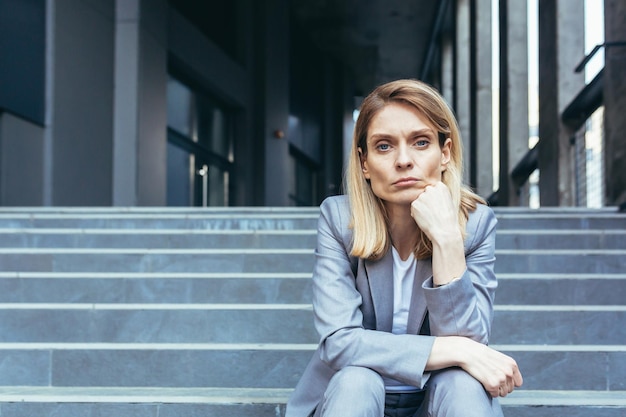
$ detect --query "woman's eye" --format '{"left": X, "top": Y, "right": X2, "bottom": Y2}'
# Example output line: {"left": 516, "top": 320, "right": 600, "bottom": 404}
{"left": 376, "top": 143, "right": 390, "bottom": 151}
{"left": 414, "top": 139, "right": 429, "bottom": 147}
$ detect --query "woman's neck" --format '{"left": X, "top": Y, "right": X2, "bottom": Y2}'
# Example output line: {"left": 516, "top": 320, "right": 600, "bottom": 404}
{"left": 386, "top": 204, "right": 419, "bottom": 261}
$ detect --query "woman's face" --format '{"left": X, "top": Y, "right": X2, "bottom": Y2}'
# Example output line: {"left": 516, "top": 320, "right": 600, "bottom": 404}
{"left": 360, "top": 102, "right": 451, "bottom": 209}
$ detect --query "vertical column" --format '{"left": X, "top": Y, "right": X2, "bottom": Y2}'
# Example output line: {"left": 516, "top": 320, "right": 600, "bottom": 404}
{"left": 49, "top": 0, "right": 115, "bottom": 205}
{"left": 538, "top": 0, "right": 585, "bottom": 206}
{"left": 440, "top": 35, "right": 454, "bottom": 106}
{"left": 499, "top": 0, "right": 528, "bottom": 206}
{"left": 603, "top": 0, "right": 626, "bottom": 207}
{"left": 113, "top": 0, "right": 167, "bottom": 206}
{"left": 261, "top": 0, "right": 290, "bottom": 206}
{"left": 113, "top": 0, "right": 139, "bottom": 205}
{"left": 455, "top": 0, "right": 471, "bottom": 183}
{"left": 473, "top": 0, "right": 493, "bottom": 198}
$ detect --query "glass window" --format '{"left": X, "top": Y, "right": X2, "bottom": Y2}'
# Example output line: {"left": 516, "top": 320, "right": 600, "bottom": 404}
{"left": 166, "top": 76, "right": 234, "bottom": 207}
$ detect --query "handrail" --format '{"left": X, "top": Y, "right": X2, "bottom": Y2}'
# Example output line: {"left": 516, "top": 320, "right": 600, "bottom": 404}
{"left": 489, "top": 68, "right": 605, "bottom": 206}
{"left": 561, "top": 70, "right": 604, "bottom": 131}
{"left": 575, "top": 41, "right": 626, "bottom": 73}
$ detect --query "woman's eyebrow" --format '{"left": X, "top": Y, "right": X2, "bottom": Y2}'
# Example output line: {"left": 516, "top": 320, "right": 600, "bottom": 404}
{"left": 369, "top": 128, "right": 435, "bottom": 140}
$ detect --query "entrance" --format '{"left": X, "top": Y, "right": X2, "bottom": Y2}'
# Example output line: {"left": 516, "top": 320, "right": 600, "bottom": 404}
{"left": 166, "top": 77, "right": 233, "bottom": 207}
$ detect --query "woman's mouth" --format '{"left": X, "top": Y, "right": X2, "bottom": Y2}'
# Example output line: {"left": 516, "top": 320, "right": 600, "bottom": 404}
{"left": 393, "top": 177, "right": 419, "bottom": 186}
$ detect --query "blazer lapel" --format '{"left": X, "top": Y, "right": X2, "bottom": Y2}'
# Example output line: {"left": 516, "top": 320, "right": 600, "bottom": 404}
{"left": 364, "top": 252, "right": 394, "bottom": 332}
{"left": 406, "top": 258, "right": 433, "bottom": 335}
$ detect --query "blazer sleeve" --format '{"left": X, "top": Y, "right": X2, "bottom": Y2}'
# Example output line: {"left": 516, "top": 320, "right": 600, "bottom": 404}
{"left": 312, "top": 197, "right": 435, "bottom": 389}
{"left": 422, "top": 204, "right": 498, "bottom": 344}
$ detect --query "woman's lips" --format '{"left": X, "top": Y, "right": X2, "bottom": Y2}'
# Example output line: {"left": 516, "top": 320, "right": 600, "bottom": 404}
{"left": 393, "top": 177, "right": 419, "bottom": 186}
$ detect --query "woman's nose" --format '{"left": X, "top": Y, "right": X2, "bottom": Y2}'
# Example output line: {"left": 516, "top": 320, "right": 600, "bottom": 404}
{"left": 395, "top": 145, "right": 413, "bottom": 168}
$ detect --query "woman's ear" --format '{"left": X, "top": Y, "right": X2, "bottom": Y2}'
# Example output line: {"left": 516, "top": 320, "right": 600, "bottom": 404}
{"left": 358, "top": 147, "right": 370, "bottom": 179}
{"left": 440, "top": 138, "right": 452, "bottom": 171}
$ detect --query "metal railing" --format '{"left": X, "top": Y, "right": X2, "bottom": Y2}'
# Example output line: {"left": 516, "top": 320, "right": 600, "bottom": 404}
{"left": 489, "top": 44, "right": 615, "bottom": 208}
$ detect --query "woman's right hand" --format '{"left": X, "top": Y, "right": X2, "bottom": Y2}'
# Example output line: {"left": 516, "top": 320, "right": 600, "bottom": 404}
{"left": 427, "top": 336, "right": 523, "bottom": 397}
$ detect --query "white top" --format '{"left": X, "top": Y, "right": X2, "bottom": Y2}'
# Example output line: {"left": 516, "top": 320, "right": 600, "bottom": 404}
{"left": 391, "top": 246, "right": 416, "bottom": 335}
{"left": 384, "top": 247, "right": 420, "bottom": 393}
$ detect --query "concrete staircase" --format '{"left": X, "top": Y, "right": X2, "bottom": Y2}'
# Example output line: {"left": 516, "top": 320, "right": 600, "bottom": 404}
{"left": 0, "top": 206, "right": 624, "bottom": 416}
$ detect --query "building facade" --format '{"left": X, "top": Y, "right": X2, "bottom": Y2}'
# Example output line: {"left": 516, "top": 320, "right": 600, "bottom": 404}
{"left": 0, "top": 0, "right": 623, "bottom": 208}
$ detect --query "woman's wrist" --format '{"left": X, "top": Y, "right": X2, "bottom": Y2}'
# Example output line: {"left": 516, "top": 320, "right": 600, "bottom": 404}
{"left": 427, "top": 336, "right": 467, "bottom": 370}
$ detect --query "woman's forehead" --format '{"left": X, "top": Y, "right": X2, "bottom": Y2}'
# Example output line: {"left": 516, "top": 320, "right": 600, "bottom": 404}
{"left": 368, "top": 103, "right": 436, "bottom": 135}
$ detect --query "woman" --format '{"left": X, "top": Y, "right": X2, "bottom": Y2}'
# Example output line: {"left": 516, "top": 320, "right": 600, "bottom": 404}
{"left": 286, "top": 79, "right": 522, "bottom": 417}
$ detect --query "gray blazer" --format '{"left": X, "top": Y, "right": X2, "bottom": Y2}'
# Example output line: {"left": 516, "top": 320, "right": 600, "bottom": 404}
{"left": 285, "top": 195, "right": 498, "bottom": 417}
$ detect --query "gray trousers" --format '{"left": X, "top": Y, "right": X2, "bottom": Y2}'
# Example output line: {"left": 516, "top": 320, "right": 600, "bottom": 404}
{"left": 312, "top": 366, "right": 504, "bottom": 417}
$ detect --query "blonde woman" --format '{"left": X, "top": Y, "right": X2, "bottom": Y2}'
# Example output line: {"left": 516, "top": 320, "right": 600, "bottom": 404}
{"left": 286, "top": 79, "right": 522, "bottom": 417}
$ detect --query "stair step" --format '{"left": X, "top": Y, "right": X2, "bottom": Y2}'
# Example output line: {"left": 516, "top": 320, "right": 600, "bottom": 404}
{"left": 495, "top": 250, "right": 626, "bottom": 274}
{"left": 0, "top": 388, "right": 623, "bottom": 417}
{"left": 0, "top": 304, "right": 316, "bottom": 344}
{"left": 2, "top": 248, "right": 625, "bottom": 273}
{"left": 0, "top": 272, "right": 313, "bottom": 304}
{"left": 495, "top": 229, "right": 626, "bottom": 249}
{"left": 0, "top": 345, "right": 623, "bottom": 391}
{"left": 491, "top": 306, "right": 626, "bottom": 344}
{"left": 0, "top": 229, "right": 318, "bottom": 249}
{"left": 0, "top": 272, "right": 623, "bottom": 305}
{"left": 0, "top": 248, "right": 316, "bottom": 273}
{"left": 0, "top": 209, "right": 624, "bottom": 230}
{"left": 494, "top": 213, "right": 626, "bottom": 229}
{"left": 1, "top": 228, "right": 624, "bottom": 250}
{"left": 0, "top": 304, "right": 624, "bottom": 345}
{"left": 496, "top": 275, "right": 626, "bottom": 305}
{"left": 0, "top": 214, "right": 320, "bottom": 230}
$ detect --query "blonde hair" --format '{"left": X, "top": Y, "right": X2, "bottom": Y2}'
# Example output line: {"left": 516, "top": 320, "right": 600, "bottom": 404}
{"left": 346, "top": 79, "right": 485, "bottom": 260}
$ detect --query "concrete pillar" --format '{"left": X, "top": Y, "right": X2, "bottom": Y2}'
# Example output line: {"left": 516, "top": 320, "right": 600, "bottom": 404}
{"left": 261, "top": 0, "right": 290, "bottom": 205}
{"left": 603, "top": 0, "right": 626, "bottom": 207}
{"left": 113, "top": 0, "right": 167, "bottom": 206}
{"left": 48, "top": 0, "right": 115, "bottom": 205}
{"left": 473, "top": 0, "right": 493, "bottom": 198}
{"left": 455, "top": 0, "right": 471, "bottom": 183}
{"left": 537, "top": 0, "right": 585, "bottom": 206}
{"left": 499, "top": 0, "right": 529, "bottom": 206}
{"left": 440, "top": 34, "right": 454, "bottom": 107}
{"left": 321, "top": 58, "right": 345, "bottom": 201}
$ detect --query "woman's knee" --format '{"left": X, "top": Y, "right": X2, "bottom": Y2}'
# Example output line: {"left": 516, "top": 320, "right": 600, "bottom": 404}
{"left": 424, "top": 368, "right": 500, "bottom": 417}
{"left": 314, "top": 367, "right": 385, "bottom": 417}
{"left": 328, "top": 366, "right": 385, "bottom": 397}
